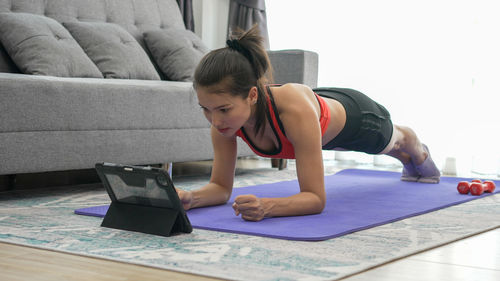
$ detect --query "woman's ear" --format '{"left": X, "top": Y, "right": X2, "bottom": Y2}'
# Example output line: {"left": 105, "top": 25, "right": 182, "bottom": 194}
{"left": 248, "top": 86, "right": 258, "bottom": 104}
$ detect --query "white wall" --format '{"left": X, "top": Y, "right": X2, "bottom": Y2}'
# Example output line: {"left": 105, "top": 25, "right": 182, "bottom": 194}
{"left": 266, "top": 0, "right": 500, "bottom": 176}
{"left": 193, "top": 0, "right": 230, "bottom": 50}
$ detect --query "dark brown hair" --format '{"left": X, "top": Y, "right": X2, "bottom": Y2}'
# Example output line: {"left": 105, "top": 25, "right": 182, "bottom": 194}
{"left": 193, "top": 25, "right": 273, "bottom": 136}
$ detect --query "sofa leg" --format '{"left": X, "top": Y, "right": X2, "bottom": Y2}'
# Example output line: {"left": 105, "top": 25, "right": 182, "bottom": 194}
{"left": 278, "top": 159, "right": 287, "bottom": 170}
{"left": 271, "top": 159, "right": 287, "bottom": 170}
{"left": 7, "top": 174, "right": 16, "bottom": 190}
{"left": 162, "top": 163, "right": 173, "bottom": 177}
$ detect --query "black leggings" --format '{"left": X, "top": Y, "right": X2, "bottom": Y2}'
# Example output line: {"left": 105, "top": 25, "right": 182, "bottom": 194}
{"left": 314, "top": 87, "right": 394, "bottom": 154}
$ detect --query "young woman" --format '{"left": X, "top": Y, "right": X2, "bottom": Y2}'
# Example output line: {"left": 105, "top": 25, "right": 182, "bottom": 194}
{"left": 176, "top": 26, "right": 440, "bottom": 222}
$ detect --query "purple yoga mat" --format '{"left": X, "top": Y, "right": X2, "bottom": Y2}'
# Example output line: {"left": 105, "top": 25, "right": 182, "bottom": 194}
{"left": 75, "top": 169, "right": 500, "bottom": 241}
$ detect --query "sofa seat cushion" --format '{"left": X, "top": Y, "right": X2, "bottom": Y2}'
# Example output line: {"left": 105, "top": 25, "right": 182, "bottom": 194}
{"left": 144, "top": 29, "right": 209, "bottom": 82}
{"left": 0, "top": 74, "right": 208, "bottom": 133}
{"left": 0, "top": 12, "right": 103, "bottom": 78}
{"left": 63, "top": 21, "right": 161, "bottom": 80}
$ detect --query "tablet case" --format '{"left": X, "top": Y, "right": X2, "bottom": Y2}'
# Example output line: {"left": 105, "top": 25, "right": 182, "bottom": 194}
{"left": 95, "top": 163, "right": 192, "bottom": 237}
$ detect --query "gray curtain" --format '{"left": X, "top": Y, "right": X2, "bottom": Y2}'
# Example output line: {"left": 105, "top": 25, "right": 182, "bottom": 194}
{"left": 227, "top": 0, "right": 270, "bottom": 49}
{"left": 176, "top": 0, "right": 195, "bottom": 31}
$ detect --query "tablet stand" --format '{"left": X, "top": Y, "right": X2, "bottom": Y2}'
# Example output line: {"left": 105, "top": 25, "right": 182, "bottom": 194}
{"left": 101, "top": 201, "right": 183, "bottom": 237}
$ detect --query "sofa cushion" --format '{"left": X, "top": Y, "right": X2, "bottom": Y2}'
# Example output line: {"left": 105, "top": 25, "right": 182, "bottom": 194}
{"left": 144, "top": 29, "right": 209, "bottom": 82}
{"left": 0, "top": 13, "right": 103, "bottom": 78}
{"left": 63, "top": 21, "right": 161, "bottom": 80}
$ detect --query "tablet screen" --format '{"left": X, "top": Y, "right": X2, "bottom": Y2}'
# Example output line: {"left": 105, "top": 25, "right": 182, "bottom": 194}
{"left": 104, "top": 173, "right": 173, "bottom": 208}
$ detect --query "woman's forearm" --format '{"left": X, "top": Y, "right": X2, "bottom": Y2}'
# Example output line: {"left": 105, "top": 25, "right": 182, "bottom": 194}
{"left": 190, "top": 182, "right": 232, "bottom": 209}
{"left": 261, "top": 191, "right": 325, "bottom": 217}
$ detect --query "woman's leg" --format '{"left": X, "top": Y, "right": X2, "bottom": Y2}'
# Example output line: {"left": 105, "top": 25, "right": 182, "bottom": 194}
{"left": 379, "top": 125, "right": 440, "bottom": 183}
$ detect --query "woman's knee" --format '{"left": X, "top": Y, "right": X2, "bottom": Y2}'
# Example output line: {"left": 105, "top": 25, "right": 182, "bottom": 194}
{"left": 395, "top": 125, "right": 424, "bottom": 152}
{"left": 380, "top": 125, "right": 419, "bottom": 155}
{"left": 387, "top": 125, "right": 415, "bottom": 152}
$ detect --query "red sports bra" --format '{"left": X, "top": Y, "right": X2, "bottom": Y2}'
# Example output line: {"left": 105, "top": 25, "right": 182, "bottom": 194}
{"left": 235, "top": 85, "right": 331, "bottom": 159}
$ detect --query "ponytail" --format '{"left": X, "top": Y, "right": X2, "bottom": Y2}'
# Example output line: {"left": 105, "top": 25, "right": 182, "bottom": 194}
{"left": 194, "top": 24, "right": 273, "bottom": 136}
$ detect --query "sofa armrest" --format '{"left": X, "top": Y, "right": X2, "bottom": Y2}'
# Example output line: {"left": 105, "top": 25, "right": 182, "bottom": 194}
{"left": 267, "top": 49, "right": 319, "bottom": 88}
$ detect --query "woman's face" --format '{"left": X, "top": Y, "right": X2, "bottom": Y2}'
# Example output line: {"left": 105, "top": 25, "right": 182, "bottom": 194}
{"left": 197, "top": 86, "right": 257, "bottom": 136}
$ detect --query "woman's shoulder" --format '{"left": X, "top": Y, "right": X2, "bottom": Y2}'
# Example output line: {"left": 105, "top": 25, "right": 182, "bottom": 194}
{"left": 270, "top": 83, "right": 316, "bottom": 113}
{"left": 271, "top": 83, "right": 309, "bottom": 94}
{"left": 269, "top": 84, "right": 322, "bottom": 141}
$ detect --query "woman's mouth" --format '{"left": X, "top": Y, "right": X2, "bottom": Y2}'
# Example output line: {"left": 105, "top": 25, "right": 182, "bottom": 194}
{"left": 217, "top": 127, "right": 230, "bottom": 133}
{"left": 217, "top": 127, "right": 229, "bottom": 133}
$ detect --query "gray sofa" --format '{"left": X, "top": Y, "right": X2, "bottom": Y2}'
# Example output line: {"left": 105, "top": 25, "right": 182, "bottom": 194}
{"left": 0, "top": 0, "right": 318, "bottom": 176}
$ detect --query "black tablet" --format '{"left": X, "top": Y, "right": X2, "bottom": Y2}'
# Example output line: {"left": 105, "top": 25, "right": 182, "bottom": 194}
{"left": 95, "top": 162, "right": 192, "bottom": 235}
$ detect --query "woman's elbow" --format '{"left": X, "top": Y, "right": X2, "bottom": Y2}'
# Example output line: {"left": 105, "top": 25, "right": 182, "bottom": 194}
{"left": 311, "top": 194, "right": 326, "bottom": 214}
{"left": 316, "top": 201, "right": 326, "bottom": 214}
{"left": 221, "top": 188, "right": 233, "bottom": 204}
{"left": 211, "top": 182, "right": 233, "bottom": 204}
{"left": 223, "top": 193, "right": 232, "bottom": 204}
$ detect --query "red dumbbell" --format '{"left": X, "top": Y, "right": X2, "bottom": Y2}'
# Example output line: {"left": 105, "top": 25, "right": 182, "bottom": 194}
{"left": 457, "top": 181, "right": 471, "bottom": 194}
{"left": 485, "top": 181, "right": 497, "bottom": 193}
{"left": 469, "top": 179, "right": 483, "bottom": 195}
{"left": 470, "top": 180, "right": 496, "bottom": 196}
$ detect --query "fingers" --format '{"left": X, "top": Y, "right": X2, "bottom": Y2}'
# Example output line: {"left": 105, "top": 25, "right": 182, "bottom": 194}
{"left": 232, "top": 194, "right": 264, "bottom": 221}
{"left": 175, "top": 188, "right": 192, "bottom": 210}
{"left": 241, "top": 214, "right": 261, "bottom": 222}
{"left": 233, "top": 195, "right": 259, "bottom": 211}
{"left": 175, "top": 188, "right": 185, "bottom": 198}
{"left": 232, "top": 202, "right": 240, "bottom": 216}
{"left": 233, "top": 195, "right": 257, "bottom": 213}
{"left": 234, "top": 194, "right": 257, "bottom": 204}
{"left": 176, "top": 188, "right": 185, "bottom": 199}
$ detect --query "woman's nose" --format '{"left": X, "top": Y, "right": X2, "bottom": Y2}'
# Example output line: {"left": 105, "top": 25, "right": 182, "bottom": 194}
{"left": 209, "top": 112, "right": 221, "bottom": 127}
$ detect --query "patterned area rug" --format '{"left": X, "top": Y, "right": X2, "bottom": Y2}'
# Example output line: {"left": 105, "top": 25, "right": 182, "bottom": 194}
{"left": 1, "top": 166, "right": 500, "bottom": 281}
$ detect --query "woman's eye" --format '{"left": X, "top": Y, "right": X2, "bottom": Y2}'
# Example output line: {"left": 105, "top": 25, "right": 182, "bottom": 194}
{"left": 220, "top": 108, "right": 229, "bottom": 113}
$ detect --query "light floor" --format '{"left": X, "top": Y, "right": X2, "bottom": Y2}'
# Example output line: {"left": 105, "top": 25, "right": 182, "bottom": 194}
{"left": 1, "top": 158, "right": 499, "bottom": 281}
{"left": 1, "top": 228, "right": 499, "bottom": 281}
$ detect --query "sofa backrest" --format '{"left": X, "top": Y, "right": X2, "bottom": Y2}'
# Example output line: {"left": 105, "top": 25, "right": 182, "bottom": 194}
{"left": 0, "top": 0, "right": 186, "bottom": 73}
